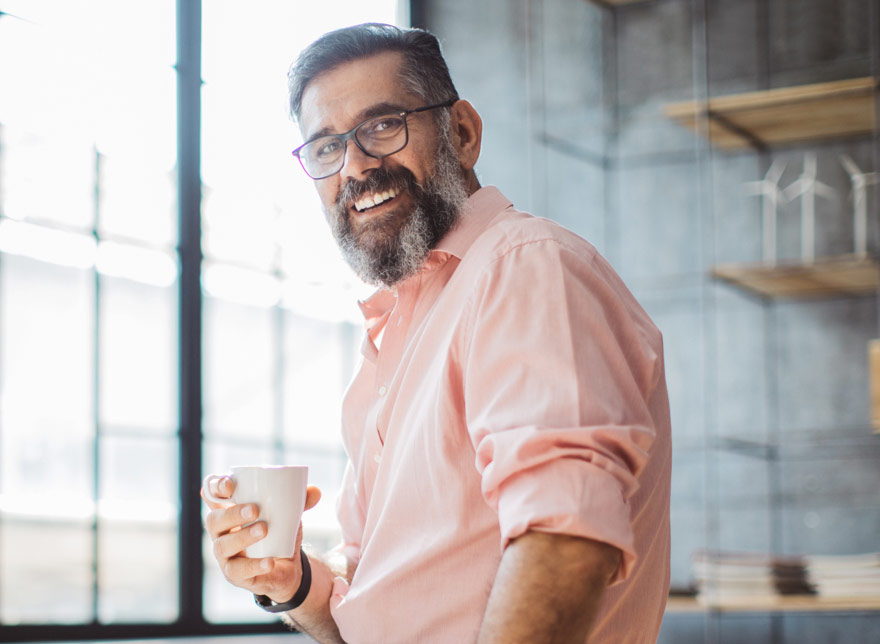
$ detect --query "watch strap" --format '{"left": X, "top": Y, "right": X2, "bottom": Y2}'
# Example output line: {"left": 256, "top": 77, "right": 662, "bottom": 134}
{"left": 254, "top": 548, "right": 312, "bottom": 613}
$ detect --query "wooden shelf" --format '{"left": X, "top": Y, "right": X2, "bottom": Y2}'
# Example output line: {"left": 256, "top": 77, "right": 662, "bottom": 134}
{"left": 666, "top": 595, "right": 880, "bottom": 614}
{"left": 711, "top": 254, "right": 880, "bottom": 298}
{"left": 665, "top": 77, "right": 878, "bottom": 149}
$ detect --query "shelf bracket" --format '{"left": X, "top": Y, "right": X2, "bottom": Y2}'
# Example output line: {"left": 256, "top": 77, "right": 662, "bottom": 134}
{"left": 706, "top": 109, "right": 768, "bottom": 152}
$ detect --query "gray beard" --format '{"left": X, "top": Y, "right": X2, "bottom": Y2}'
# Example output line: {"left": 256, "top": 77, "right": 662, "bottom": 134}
{"left": 327, "top": 131, "right": 468, "bottom": 288}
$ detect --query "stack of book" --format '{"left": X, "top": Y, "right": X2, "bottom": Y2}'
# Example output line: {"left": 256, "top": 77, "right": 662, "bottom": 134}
{"left": 804, "top": 552, "right": 880, "bottom": 598}
{"left": 691, "top": 550, "right": 814, "bottom": 606}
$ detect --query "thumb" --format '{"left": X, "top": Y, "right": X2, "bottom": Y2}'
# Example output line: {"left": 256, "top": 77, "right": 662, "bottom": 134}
{"left": 305, "top": 485, "right": 321, "bottom": 511}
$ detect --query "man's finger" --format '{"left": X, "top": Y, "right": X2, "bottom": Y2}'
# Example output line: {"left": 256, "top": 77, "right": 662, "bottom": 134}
{"left": 223, "top": 555, "right": 276, "bottom": 586}
{"left": 200, "top": 475, "right": 235, "bottom": 509}
{"left": 205, "top": 503, "right": 259, "bottom": 539}
{"left": 213, "top": 520, "right": 268, "bottom": 560}
{"left": 226, "top": 556, "right": 304, "bottom": 601}
{"left": 305, "top": 485, "right": 322, "bottom": 511}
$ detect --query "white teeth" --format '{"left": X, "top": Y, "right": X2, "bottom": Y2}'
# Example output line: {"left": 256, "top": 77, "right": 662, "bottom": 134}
{"left": 354, "top": 188, "right": 399, "bottom": 212}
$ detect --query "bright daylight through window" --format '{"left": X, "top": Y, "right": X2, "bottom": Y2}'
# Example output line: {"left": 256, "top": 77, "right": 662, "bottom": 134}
{"left": 0, "top": 0, "right": 401, "bottom": 632}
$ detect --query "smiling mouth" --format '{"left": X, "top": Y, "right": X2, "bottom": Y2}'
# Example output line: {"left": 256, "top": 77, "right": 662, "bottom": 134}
{"left": 353, "top": 188, "right": 400, "bottom": 213}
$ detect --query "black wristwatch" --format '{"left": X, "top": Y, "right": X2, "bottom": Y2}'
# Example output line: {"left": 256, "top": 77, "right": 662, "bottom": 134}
{"left": 253, "top": 548, "right": 312, "bottom": 613}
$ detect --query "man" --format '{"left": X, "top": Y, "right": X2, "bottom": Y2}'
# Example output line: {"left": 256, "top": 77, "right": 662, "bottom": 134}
{"left": 203, "top": 23, "right": 671, "bottom": 644}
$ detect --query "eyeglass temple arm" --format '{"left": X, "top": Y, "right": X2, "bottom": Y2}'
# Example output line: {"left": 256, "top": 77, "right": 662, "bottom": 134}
{"left": 405, "top": 98, "right": 458, "bottom": 116}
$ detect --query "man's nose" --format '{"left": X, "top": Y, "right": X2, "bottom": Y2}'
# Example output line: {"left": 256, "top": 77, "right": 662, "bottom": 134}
{"left": 339, "top": 139, "right": 382, "bottom": 181}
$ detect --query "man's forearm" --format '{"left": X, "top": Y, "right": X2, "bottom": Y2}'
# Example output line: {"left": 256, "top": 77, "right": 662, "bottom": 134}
{"left": 477, "top": 531, "right": 621, "bottom": 644}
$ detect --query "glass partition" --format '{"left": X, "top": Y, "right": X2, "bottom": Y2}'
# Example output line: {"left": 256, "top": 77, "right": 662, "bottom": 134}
{"left": 0, "top": 0, "right": 403, "bottom": 635}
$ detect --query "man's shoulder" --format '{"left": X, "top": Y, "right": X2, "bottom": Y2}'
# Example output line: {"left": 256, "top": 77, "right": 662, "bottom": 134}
{"left": 465, "top": 206, "right": 599, "bottom": 267}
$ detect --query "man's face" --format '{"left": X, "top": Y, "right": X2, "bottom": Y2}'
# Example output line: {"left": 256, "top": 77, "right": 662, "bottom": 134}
{"left": 297, "top": 51, "right": 467, "bottom": 287}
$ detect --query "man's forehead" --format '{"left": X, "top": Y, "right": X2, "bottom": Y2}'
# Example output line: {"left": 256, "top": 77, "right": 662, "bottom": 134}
{"left": 298, "top": 51, "right": 414, "bottom": 138}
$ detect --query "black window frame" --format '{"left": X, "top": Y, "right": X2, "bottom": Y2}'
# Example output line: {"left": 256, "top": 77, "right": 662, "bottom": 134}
{"left": 0, "top": 1, "right": 286, "bottom": 640}
{"left": 0, "top": 2, "right": 423, "bottom": 639}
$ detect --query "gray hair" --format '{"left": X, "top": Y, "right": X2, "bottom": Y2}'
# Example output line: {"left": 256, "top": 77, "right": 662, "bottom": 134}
{"left": 288, "top": 23, "right": 459, "bottom": 123}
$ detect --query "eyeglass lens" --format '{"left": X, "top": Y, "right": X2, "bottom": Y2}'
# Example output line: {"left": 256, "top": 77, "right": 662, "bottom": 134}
{"left": 300, "top": 114, "right": 408, "bottom": 179}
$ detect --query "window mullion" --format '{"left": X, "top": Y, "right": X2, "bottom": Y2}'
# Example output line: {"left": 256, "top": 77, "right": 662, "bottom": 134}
{"left": 176, "top": 0, "right": 205, "bottom": 629}
{"left": 90, "top": 145, "right": 102, "bottom": 625}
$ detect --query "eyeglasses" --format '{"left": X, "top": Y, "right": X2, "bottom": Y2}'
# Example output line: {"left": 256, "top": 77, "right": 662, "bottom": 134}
{"left": 292, "top": 99, "right": 457, "bottom": 180}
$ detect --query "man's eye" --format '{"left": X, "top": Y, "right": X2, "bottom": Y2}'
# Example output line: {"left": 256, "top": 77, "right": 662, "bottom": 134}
{"left": 365, "top": 117, "right": 403, "bottom": 136}
{"left": 313, "top": 138, "right": 342, "bottom": 159}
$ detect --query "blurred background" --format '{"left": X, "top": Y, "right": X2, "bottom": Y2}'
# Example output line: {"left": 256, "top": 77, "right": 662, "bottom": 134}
{"left": 0, "top": 0, "right": 878, "bottom": 643}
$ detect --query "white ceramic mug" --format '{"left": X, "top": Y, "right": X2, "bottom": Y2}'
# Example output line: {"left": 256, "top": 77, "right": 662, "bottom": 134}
{"left": 203, "top": 465, "right": 308, "bottom": 559}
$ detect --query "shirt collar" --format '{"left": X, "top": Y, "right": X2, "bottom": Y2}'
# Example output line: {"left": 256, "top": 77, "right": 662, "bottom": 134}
{"left": 434, "top": 185, "right": 512, "bottom": 260}
{"left": 357, "top": 185, "right": 512, "bottom": 321}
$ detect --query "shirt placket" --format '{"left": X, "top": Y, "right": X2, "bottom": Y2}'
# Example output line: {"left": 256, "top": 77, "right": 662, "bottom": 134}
{"left": 369, "top": 278, "right": 419, "bottom": 451}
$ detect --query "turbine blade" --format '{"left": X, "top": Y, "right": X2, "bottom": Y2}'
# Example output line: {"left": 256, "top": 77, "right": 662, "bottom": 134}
{"left": 766, "top": 159, "right": 787, "bottom": 183}
{"left": 840, "top": 154, "right": 861, "bottom": 177}
{"left": 783, "top": 180, "right": 804, "bottom": 199}
{"left": 804, "top": 153, "right": 817, "bottom": 177}
{"left": 814, "top": 182, "right": 836, "bottom": 199}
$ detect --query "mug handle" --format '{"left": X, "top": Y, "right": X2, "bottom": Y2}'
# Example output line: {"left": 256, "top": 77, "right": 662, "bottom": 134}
{"left": 202, "top": 473, "right": 234, "bottom": 506}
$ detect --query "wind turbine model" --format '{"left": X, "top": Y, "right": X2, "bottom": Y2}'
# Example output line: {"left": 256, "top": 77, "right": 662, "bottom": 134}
{"left": 745, "top": 159, "right": 787, "bottom": 265}
{"left": 839, "top": 154, "right": 879, "bottom": 257}
{"left": 783, "top": 153, "right": 836, "bottom": 263}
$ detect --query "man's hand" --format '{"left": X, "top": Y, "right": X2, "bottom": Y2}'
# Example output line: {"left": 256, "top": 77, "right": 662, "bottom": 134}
{"left": 477, "top": 531, "right": 621, "bottom": 644}
{"left": 201, "top": 475, "right": 322, "bottom": 603}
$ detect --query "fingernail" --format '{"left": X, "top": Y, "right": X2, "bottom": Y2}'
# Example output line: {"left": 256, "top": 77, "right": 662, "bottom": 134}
{"left": 241, "top": 505, "right": 255, "bottom": 521}
{"left": 261, "top": 558, "right": 272, "bottom": 571}
{"left": 251, "top": 524, "right": 265, "bottom": 538}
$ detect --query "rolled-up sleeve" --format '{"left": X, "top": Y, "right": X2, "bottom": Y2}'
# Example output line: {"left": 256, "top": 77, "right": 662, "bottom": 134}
{"left": 462, "top": 237, "right": 662, "bottom": 583}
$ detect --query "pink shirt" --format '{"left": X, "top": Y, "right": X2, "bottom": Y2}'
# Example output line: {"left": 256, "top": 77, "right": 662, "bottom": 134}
{"left": 329, "top": 187, "right": 671, "bottom": 643}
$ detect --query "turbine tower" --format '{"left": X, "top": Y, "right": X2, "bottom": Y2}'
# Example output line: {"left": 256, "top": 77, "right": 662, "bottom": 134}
{"left": 745, "top": 159, "right": 787, "bottom": 265}
{"left": 784, "top": 153, "right": 836, "bottom": 263}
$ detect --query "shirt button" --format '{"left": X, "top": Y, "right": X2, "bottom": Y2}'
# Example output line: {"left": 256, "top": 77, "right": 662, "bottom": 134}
{"left": 373, "top": 453, "right": 382, "bottom": 463}
{"left": 378, "top": 385, "right": 387, "bottom": 396}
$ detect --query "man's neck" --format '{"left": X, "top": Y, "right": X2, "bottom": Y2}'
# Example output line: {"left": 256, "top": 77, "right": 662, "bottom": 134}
{"left": 464, "top": 171, "right": 482, "bottom": 197}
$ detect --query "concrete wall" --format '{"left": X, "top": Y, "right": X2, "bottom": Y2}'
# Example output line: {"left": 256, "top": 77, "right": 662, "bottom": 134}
{"left": 422, "top": 0, "right": 880, "bottom": 642}
{"left": 422, "top": 0, "right": 609, "bottom": 247}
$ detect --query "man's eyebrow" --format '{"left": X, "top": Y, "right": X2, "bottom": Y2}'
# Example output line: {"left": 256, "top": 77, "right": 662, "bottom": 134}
{"left": 304, "top": 102, "right": 410, "bottom": 143}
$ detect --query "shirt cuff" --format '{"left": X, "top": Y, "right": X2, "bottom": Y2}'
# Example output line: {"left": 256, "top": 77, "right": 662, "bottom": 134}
{"left": 329, "top": 576, "right": 350, "bottom": 612}
{"left": 495, "top": 458, "right": 636, "bottom": 585}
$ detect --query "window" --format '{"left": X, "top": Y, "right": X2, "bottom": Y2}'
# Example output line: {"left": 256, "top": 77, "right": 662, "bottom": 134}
{"left": 0, "top": 0, "right": 402, "bottom": 636}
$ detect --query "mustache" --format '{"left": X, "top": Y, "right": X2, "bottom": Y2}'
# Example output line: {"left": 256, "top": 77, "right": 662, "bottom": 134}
{"left": 335, "top": 166, "right": 419, "bottom": 210}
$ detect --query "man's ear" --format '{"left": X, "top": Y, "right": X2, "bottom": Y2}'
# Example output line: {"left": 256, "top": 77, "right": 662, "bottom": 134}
{"left": 450, "top": 100, "right": 482, "bottom": 172}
